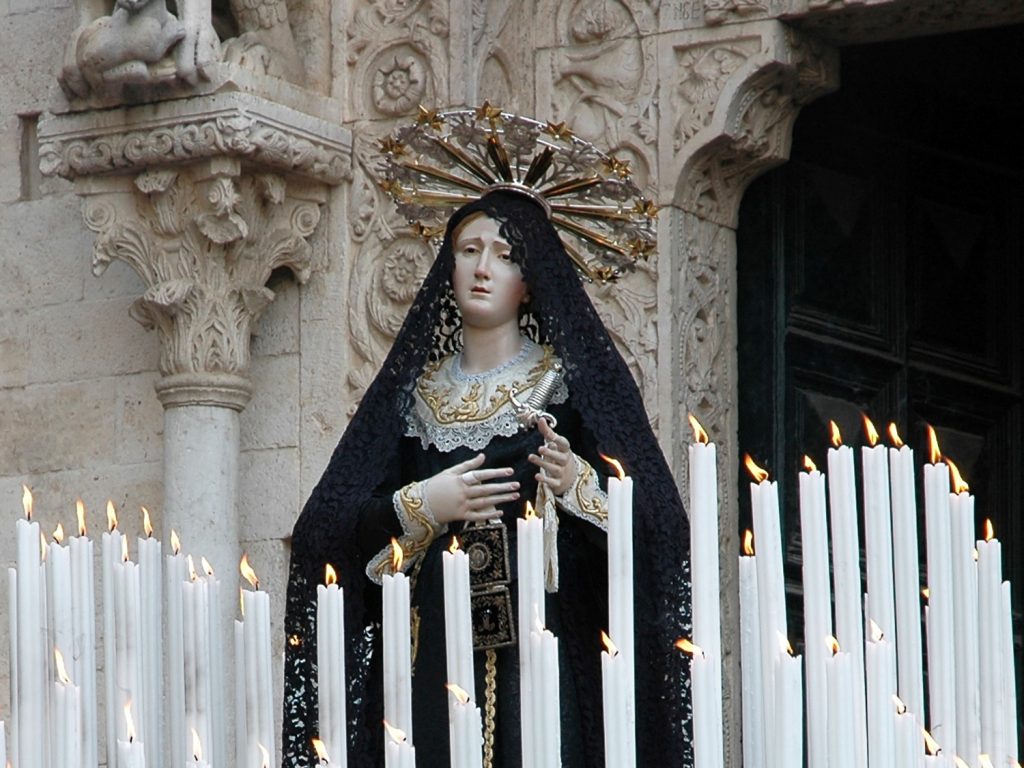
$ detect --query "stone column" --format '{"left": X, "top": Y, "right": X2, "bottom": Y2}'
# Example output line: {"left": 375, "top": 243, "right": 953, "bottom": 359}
{"left": 39, "top": 91, "right": 351, "bottom": 761}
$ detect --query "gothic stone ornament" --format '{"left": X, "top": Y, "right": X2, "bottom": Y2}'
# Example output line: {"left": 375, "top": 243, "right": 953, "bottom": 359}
{"left": 379, "top": 105, "right": 658, "bottom": 283}
{"left": 74, "top": 161, "right": 326, "bottom": 410}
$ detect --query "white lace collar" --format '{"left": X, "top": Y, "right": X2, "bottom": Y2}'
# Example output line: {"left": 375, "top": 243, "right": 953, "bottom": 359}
{"left": 405, "top": 340, "right": 568, "bottom": 452}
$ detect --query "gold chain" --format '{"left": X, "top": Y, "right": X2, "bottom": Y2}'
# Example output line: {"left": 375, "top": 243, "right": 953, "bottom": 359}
{"left": 483, "top": 649, "right": 498, "bottom": 768}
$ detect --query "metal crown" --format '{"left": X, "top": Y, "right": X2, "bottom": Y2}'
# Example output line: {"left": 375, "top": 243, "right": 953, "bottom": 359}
{"left": 378, "top": 103, "right": 658, "bottom": 283}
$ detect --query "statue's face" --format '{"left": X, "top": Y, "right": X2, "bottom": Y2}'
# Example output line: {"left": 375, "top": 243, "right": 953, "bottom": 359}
{"left": 452, "top": 214, "right": 527, "bottom": 331}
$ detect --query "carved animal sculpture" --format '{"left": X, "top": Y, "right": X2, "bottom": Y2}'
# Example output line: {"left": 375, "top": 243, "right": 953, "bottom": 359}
{"left": 222, "top": 0, "right": 305, "bottom": 85}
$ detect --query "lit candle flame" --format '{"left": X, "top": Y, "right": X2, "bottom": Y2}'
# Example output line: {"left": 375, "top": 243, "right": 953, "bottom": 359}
{"left": 927, "top": 425, "right": 942, "bottom": 464}
{"left": 688, "top": 414, "right": 709, "bottom": 444}
{"left": 201, "top": 557, "right": 214, "bottom": 577}
{"left": 390, "top": 538, "right": 404, "bottom": 573}
{"left": 312, "top": 738, "right": 330, "bottom": 763}
{"left": 922, "top": 727, "right": 940, "bottom": 755}
{"left": 954, "top": 758, "right": 971, "bottom": 768}
{"left": 893, "top": 694, "right": 907, "bottom": 715}
{"left": 187, "top": 554, "right": 198, "bottom": 582}
{"left": 54, "top": 647, "right": 72, "bottom": 685}
{"left": 240, "top": 553, "right": 259, "bottom": 589}
{"left": 601, "top": 630, "right": 619, "bottom": 656}
{"left": 888, "top": 423, "right": 904, "bottom": 447}
{"left": 743, "top": 529, "right": 754, "bottom": 556}
{"left": 22, "top": 484, "right": 34, "bottom": 520}
{"left": 979, "top": 755, "right": 994, "bottom": 768}
{"left": 743, "top": 454, "right": 769, "bottom": 483}
{"left": 40, "top": 531, "right": 48, "bottom": 562}
{"left": 862, "top": 414, "right": 880, "bottom": 447}
{"left": 829, "top": 420, "right": 842, "bottom": 448}
{"left": 142, "top": 507, "right": 153, "bottom": 538}
{"left": 106, "top": 500, "right": 118, "bottom": 532}
{"left": 921, "top": 587, "right": 930, "bottom": 601}
{"left": 449, "top": 536, "right": 460, "bottom": 555}
{"left": 53, "top": 523, "right": 65, "bottom": 545}
{"left": 124, "top": 701, "right": 137, "bottom": 743}
{"left": 600, "top": 454, "right": 626, "bottom": 480}
{"left": 828, "top": 635, "right": 841, "bottom": 655}
{"left": 803, "top": 455, "right": 817, "bottom": 473}
{"left": 947, "top": 458, "right": 969, "bottom": 494}
{"left": 972, "top": 547, "right": 979, "bottom": 562}
{"left": 121, "top": 535, "right": 130, "bottom": 563}
{"left": 524, "top": 501, "right": 537, "bottom": 521}
{"left": 170, "top": 529, "right": 181, "bottom": 555}
{"left": 258, "top": 743, "right": 270, "bottom": 768}
{"left": 984, "top": 519, "right": 994, "bottom": 542}
{"left": 383, "top": 721, "right": 407, "bottom": 744}
{"left": 191, "top": 728, "right": 203, "bottom": 761}
{"left": 674, "top": 637, "right": 703, "bottom": 657}
{"left": 778, "top": 631, "right": 794, "bottom": 656}
{"left": 445, "top": 683, "right": 471, "bottom": 705}
{"left": 76, "top": 499, "right": 87, "bottom": 536}
{"left": 869, "top": 619, "right": 884, "bottom": 643}
{"left": 325, "top": 563, "right": 338, "bottom": 586}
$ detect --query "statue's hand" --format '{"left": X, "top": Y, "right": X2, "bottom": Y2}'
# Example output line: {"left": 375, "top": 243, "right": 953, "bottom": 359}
{"left": 423, "top": 453, "right": 519, "bottom": 525}
{"left": 529, "top": 418, "right": 577, "bottom": 496}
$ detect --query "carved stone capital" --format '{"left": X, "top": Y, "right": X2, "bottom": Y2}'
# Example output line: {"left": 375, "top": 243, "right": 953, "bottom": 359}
{"left": 38, "top": 91, "right": 352, "bottom": 185}
{"left": 71, "top": 159, "right": 327, "bottom": 410}
{"left": 659, "top": 21, "right": 838, "bottom": 227}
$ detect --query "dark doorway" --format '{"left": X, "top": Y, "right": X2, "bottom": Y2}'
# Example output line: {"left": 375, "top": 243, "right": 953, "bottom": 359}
{"left": 737, "top": 23, "right": 1023, "bottom": 747}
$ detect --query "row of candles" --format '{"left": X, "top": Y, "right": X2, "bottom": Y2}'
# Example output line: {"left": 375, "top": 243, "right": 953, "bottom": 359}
{"left": 5, "top": 491, "right": 276, "bottom": 768}
{"left": 705, "top": 418, "right": 1020, "bottom": 768}
{"left": 4, "top": 412, "right": 1021, "bottom": 767}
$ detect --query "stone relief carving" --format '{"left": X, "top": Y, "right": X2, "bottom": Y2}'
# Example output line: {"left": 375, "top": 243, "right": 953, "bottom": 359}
{"left": 670, "top": 38, "right": 760, "bottom": 150}
{"left": 78, "top": 163, "right": 324, "bottom": 406}
{"left": 668, "top": 25, "right": 838, "bottom": 226}
{"left": 703, "top": 0, "right": 776, "bottom": 25}
{"left": 38, "top": 93, "right": 351, "bottom": 185}
{"left": 59, "top": 0, "right": 305, "bottom": 101}
{"left": 347, "top": 0, "right": 448, "bottom": 118}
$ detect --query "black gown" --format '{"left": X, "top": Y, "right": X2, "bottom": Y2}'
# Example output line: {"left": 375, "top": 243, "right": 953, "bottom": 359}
{"left": 355, "top": 399, "right": 608, "bottom": 767}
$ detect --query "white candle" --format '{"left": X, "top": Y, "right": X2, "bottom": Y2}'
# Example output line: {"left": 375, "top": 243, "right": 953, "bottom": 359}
{"left": 948, "top": 464, "right": 980, "bottom": 762}
{"left": 136, "top": 509, "right": 163, "bottom": 768}
{"left": 530, "top": 623, "right": 562, "bottom": 768}
{"left": 745, "top": 456, "right": 786, "bottom": 766}
{"left": 240, "top": 553, "right": 276, "bottom": 767}
{"left": 738, "top": 541, "right": 765, "bottom": 768}
{"left": 977, "top": 524, "right": 1003, "bottom": 763}
{"left": 827, "top": 431, "right": 868, "bottom": 768}
{"left": 866, "top": 622, "right": 897, "bottom": 768}
{"left": 606, "top": 458, "right": 636, "bottom": 758}
{"left": 385, "top": 722, "right": 417, "bottom": 768}
{"left": 16, "top": 488, "right": 45, "bottom": 768}
{"left": 1000, "top": 582, "right": 1019, "bottom": 765}
{"left": 923, "top": 433, "right": 957, "bottom": 755}
{"left": 446, "top": 684, "right": 483, "bottom": 768}
{"left": 688, "top": 421, "right": 723, "bottom": 768}
{"left": 8, "top": 568, "right": 19, "bottom": 768}
{"left": 602, "top": 634, "right": 624, "bottom": 768}
{"left": 318, "top": 563, "right": 349, "bottom": 767}
{"left": 894, "top": 696, "right": 923, "bottom": 768}
{"left": 201, "top": 557, "right": 227, "bottom": 768}
{"left": 676, "top": 638, "right": 723, "bottom": 768}
{"left": 442, "top": 540, "right": 475, "bottom": 705}
{"left": 112, "top": 537, "right": 145, "bottom": 744}
{"left": 799, "top": 462, "right": 832, "bottom": 768}
{"left": 382, "top": 540, "right": 414, "bottom": 745}
{"left": 102, "top": 502, "right": 123, "bottom": 765}
{"left": 888, "top": 434, "right": 926, "bottom": 720}
{"left": 182, "top": 557, "right": 209, "bottom": 757}
{"left": 861, "top": 421, "right": 897, "bottom": 644}
{"left": 166, "top": 531, "right": 188, "bottom": 768}
{"left": 0, "top": 719, "right": 6, "bottom": 767}
{"left": 518, "top": 505, "right": 544, "bottom": 765}
{"left": 773, "top": 636, "right": 803, "bottom": 768}
{"left": 117, "top": 702, "right": 145, "bottom": 768}
{"left": 235, "top": 618, "right": 247, "bottom": 768}
{"left": 827, "top": 642, "right": 855, "bottom": 768}
{"left": 54, "top": 648, "right": 83, "bottom": 768}
{"left": 69, "top": 501, "right": 98, "bottom": 768}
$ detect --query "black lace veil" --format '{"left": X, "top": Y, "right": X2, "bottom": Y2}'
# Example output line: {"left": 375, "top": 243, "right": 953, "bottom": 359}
{"left": 282, "top": 190, "right": 693, "bottom": 767}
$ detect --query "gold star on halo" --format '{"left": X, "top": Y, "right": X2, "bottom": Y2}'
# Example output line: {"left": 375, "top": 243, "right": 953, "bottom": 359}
{"left": 416, "top": 105, "right": 444, "bottom": 131}
{"left": 544, "top": 121, "right": 574, "bottom": 141}
{"left": 378, "top": 136, "right": 407, "bottom": 156}
{"left": 633, "top": 199, "right": 659, "bottom": 219}
{"left": 412, "top": 222, "right": 445, "bottom": 240}
{"left": 378, "top": 179, "right": 408, "bottom": 201}
{"left": 627, "top": 237, "right": 656, "bottom": 260}
{"left": 603, "top": 156, "right": 632, "bottom": 179}
{"left": 474, "top": 101, "right": 504, "bottom": 125}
